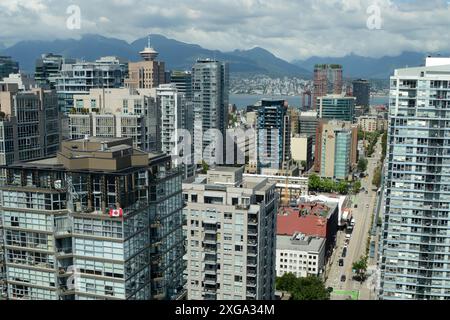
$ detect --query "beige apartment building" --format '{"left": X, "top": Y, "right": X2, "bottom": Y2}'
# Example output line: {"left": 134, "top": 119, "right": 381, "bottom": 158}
{"left": 357, "top": 115, "right": 387, "bottom": 132}
{"left": 183, "top": 167, "right": 278, "bottom": 300}
{"left": 291, "top": 134, "right": 313, "bottom": 170}
{"left": 67, "top": 88, "right": 160, "bottom": 153}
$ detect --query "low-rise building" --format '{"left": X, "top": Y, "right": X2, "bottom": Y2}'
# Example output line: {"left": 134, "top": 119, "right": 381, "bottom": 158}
{"left": 277, "top": 201, "right": 338, "bottom": 259}
{"left": 357, "top": 115, "right": 387, "bottom": 132}
{"left": 276, "top": 232, "right": 326, "bottom": 277}
{"left": 291, "top": 134, "right": 313, "bottom": 170}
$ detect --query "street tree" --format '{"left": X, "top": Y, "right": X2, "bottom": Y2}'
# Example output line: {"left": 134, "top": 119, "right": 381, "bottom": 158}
{"left": 352, "top": 255, "right": 368, "bottom": 282}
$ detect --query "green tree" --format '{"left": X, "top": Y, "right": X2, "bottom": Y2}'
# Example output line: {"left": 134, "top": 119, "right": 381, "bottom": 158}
{"left": 336, "top": 180, "right": 349, "bottom": 195}
{"left": 201, "top": 160, "right": 209, "bottom": 174}
{"left": 352, "top": 181, "right": 362, "bottom": 194}
{"left": 275, "top": 273, "right": 298, "bottom": 293}
{"left": 276, "top": 274, "right": 330, "bottom": 300}
{"left": 308, "top": 174, "right": 321, "bottom": 191}
{"left": 372, "top": 166, "right": 382, "bottom": 188}
{"left": 352, "top": 256, "right": 368, "bottom": 282}
{"left": 357, "top": 158, "right": 368, "bottom": 172}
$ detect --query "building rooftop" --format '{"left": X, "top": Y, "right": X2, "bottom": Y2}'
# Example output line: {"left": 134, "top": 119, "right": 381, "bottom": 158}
{"left": 277, "top": 232, "right": 325, "bottom": 253}
{"left": 277, "top": 201, "right": 338, "bottom": 237}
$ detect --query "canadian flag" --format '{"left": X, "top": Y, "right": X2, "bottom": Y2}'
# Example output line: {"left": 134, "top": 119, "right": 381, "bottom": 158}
{"left": 109, "top": 208, "right": 123, "bottom": 218}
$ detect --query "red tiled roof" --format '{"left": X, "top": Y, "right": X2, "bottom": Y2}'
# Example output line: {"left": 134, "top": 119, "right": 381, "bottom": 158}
{"left": 277, "top": 206, "right": 329, "bottom": 238}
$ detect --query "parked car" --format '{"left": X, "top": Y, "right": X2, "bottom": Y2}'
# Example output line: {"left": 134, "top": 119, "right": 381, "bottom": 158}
{"left": 339, "top": 259, "right": 344, "bottom": 267}
{"left": 366, "top": 204, "right": 369, "bottom": 208}
{"left": 340, "top": 275, "right": 346, "bottom": 282}
{"left": 354, "top": 204, "right": 358, "bottom": 208}
{"left": 342, "top": 247, "right": 347, "bottom": 258}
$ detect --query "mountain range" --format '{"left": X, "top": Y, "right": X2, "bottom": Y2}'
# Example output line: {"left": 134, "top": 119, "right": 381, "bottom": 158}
{"left": 0, "top": 34, "right": 442, "bottom": 79}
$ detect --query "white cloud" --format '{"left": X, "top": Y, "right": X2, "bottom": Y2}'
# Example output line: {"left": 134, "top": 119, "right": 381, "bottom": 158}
{"left": 0, "top": 0, "right": 449, "bottom": 60}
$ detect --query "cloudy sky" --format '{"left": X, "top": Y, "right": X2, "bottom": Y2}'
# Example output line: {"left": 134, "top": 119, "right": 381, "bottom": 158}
{"left": 0, "top": 0, "right": 450, "bottom": 61}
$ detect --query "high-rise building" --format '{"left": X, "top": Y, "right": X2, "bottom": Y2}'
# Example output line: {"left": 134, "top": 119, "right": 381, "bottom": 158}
{"left": 67, "top": 88, "right": 160, "bottom": 153}
{"left": 158, "top": 84, "right": 195, "bottom": 178}
{"left": 0, "top": 56, "right": 19, "bottom": 80}
{"left": 0, "top": 83, "right": 60, "bottom": 166}
{"left": 317, "top": 94, "right": 356, "bottom": 122}
{"left": 314, "top": 120, "right": 358, "bottom": 179}
{"left": 380, "top": 57, "right": 450, "bottom": 300}
{"left": 55, "top": 57, "right": 127, "bottom": 114}
{"left": 0, "top": 137, "right": 185, "bottom": 300}
{"left": 170, "top": 71, "right": 192, "bottom": 101}
{"left": 183, "top": 166, "right": 277, "bottom": 300}
{"left": 299, "top": 110, "right": 319, "bottom": 146}
{"left": 35, "top": 54, "right": 76, "bottom": 89}
{"left": 256, "top": 100, "right": 291, "bottom": 171}
{"left": 125, "top": 38, "right": 165, "bottom": 90}
{"left": 312, "top": 64, "right": 343, "bottom": 109}
{"left": 192, "top": 59, "right": 229, "bottom": 165}
{"left": 352, "top": 79, "right": 370, "bottom": 108}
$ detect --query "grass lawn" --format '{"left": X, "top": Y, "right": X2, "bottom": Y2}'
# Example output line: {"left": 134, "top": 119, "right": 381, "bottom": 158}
{"left": 332, "top": 290, "right": 360, "bottom": 300}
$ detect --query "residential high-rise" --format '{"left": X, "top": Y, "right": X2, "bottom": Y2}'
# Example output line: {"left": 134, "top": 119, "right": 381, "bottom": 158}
{"left": 183, "top": 166, "right": 278, "bottom": 300}
{"left": 55, "top": 57, "right": 127, "bottom": 114}
{"left": 157, "top": 84, "right": 183, "bottom": 156}
{"left": 192, "top": 59, "right": 229, "bottom": 165}
{"left": 125, "top": 38, "right": 165, "bottom": 90}
{"left": 0, "top": 56, "right": 19, "bottom": 80}
{"left": 352, "top": 79, "right": 370, "bottom": 108}
{"left": 256, "top": 100, "right": 291, "bottom": 171}
{"left": 67, "top": 88, "right": 160, "bottom": 153}
{"left": 314, "top": 120, "right": 358, "bottom": 180}
{"left": 0, "top": 137, "right": 185, "bottom": 300}
{"left": 380, "top": 57, "right": 450, "bottom": 300}
{"left": 312, "top": 64, "right": 343, "bottom": 109}
{"left": 317, "top": 94, "right": 356, "bottom": 122}
{"left": 35, "top": 54, "right": 76, "bottom": 89}
{"left": 0, "top": 83, "right": 60, "bottom": 166}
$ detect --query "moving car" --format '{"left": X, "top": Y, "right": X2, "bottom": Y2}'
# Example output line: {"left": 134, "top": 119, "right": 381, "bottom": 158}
{"left": 339, "top": 259, "right": 344, "bottom": 267}
{"left": 340, "top": 275, "right": 346, "bottom": 282}
{"left": 342, "top": 247, "right": 347, "bottom": 257}
{"left": 366, "top": 204, "right": 369, "bottom": 208}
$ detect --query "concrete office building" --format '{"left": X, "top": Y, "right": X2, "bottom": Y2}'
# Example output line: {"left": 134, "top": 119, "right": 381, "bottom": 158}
{"left": 276, "top": 233, "right": 326, "bottom": 278}
{"left": 125, "top": 39, "right": 165, "bottom": 90}
{"left": 380, "top": 57, "right": 450, "bottom": 300}
{"left": 55, "top": 57, "right": 127, "bottom": 114}
{"left": 35, "top": 54, "right": 76, "bottom": 89}
{"left": 291, "top": 134, "right": 313, "bottom": 170}
{"left": 192, "top": 59, "right": 229, "bottom": 165}
{"left": 314, "top": 120, "right": 358, "bottom": 180}
{"left": 352, "top": 79, "right": 370, "bottom": 108}
{"left": 256, "top": 100, "right": 291, "bottom": 171}
{"left": 0, "top": 83, "right": 60, "bottom": 166}
{"left": 0, "top": 137, "right": 185, "bottom": 300}
{"left": 0, "top": 57, "right": 19, "bottom": 80}
{"left": 67, "top": 88, "right": 160, "bottom": 153}
{"left": 183, "top": 167, "right": 278, "bottom": 300}
{"left": 317, "top": 94, "right": 356, "bottom": 122}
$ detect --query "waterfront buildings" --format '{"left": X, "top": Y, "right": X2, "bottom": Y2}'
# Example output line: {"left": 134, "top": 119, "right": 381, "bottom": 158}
{"left": 313, "top": 64, "right": 343, "bottom": 109}
{"left": 183, "top": 167, "right": 277, "bottom": 300}
{"left": 0, "top": 137, "right": 185, "bottom": 300}
{"left": 352, "top": 79, "right": 370, "bottom": 109}
{"left": 380, "top": 57, "right": 450, "bottom": 300}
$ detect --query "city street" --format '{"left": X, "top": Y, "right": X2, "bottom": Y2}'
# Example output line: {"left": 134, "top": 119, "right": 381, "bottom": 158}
{"left": 326, "top": 137, "right": 383, "bottom": 299}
